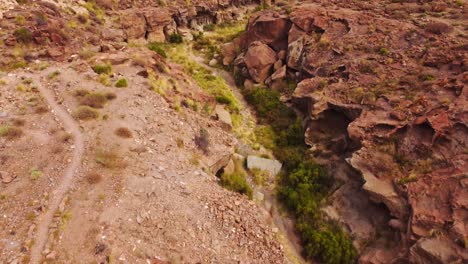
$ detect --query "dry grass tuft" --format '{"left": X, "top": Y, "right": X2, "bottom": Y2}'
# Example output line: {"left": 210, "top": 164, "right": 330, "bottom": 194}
{"left": 115, "top": 127, "right": 132, "bottom": 138}
{"left": 95, "top": 150, "right": 126, "bottom": 169}
{"left": 0, "top": 126, "right": 23, "bottom": 140}
{"left": 85, "top": 172, "right": 102, "bottom": 184}
{"left": 73, "top": 106, "right": 99, "bottom": 120}
{"left": 80, "top": 93, "right": 108, "bottom": 108}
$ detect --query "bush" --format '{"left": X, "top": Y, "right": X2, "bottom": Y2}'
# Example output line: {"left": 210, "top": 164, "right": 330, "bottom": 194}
{"left": 95, "top": 150, "right": 126, "bottom": 169}
{"left": 220, "top": 159, "right": 252, "bottom": 198}
{"left": 115, "top": 127, "right": 132, "bottom": 138}
{"left": 194, "top": 128, "right": 209, "bottom": 154}
{"left": 148, "top": 42, "right": 167, "bottom": 58}
{"left": 73, "top": 106, "right": 99, "bottom": 120}
{"left": 85, "top": 172, "right": 102, "bottom": 184}
{"left": 168, "top": 33, "right": 183, "bottom": 44}
{"left": 220, "top": 173, "right": 253, "bottom": 198}
{"left": 14, "top": 27, "right": 33, "bottom": 44}
{"left": 92, "top": 64, "right": 112, "bottom": 75}
{"left": 115, "top": 78, "right": 128, "bottom": 88}
{"left": 203, "top": 24, "right": 216, "bottom": 32}
{"left": 79, "top": 92, "right": 108, "bottom": 108}
{"left": 0, "top": 126, "right": 23, "bottom": 140}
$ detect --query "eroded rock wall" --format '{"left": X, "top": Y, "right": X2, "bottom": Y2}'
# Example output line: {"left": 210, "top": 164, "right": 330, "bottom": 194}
{"left": 225, "top": 2, "right": 467, "bottom": 263}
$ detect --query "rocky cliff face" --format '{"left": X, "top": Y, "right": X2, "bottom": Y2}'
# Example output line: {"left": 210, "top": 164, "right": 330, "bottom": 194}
{"left": 225, "top": 2, "right": 467, "bottom": 263}
{"left": 0, "top": 0, "right": 260, "bottom": 70}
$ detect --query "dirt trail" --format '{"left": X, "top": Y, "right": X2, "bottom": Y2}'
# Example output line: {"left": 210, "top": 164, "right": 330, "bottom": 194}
{"left": 26, "top": 71, "right": 85, "bottom": 264}
{"left": 190, "top": 52, "right": 306, "bottom": 264}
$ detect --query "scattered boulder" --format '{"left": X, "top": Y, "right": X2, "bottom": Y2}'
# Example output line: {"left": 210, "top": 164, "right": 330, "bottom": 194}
{"left": 247, "top": 156, "right": 282, "bottom": 176}
{"left": 409, "top": 238, "right": 466, "bottom": 264}
{"left": 244, "top": 41, "right": 277, "bottom": 83}
{"left": 271, "top": 65, "right": 286, "bottom": 81}
{"left": 246, "top": 10, "right": 291, "bottom": 51}
{"left": 0, "top": 171, "right": 14, "bottom": 184}
{"left": 213, "top": 105, "right": 232, "bottom": 129}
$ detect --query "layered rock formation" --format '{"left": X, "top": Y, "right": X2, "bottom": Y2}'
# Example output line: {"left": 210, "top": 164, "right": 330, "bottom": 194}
{"left": 225, "top": 3, "right": 467, "bottom": 263}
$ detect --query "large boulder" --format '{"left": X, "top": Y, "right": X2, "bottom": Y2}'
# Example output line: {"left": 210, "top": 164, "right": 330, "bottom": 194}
{"left": 121, "top": 10, "right": 146, "bottom": 41}
{"left": 213, "top": 105, "right": 232, "bottom": 130}
{"left": 247, "top": 156, "right": 282, "bottom": 176}
{"left": 244, "top": 41, "right": 277, "bottom": 83}
{"left": 143, "top": 8, "right": 174, "bottom": 42}
{"left": 246, "top": 10, "right": 291, "bottom": 51}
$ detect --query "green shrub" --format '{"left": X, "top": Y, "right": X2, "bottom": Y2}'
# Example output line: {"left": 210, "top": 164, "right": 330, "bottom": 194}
{"left": 115, "top": 78, "right": 128, "bottom": 88}
{"left": 203, "top": 24, "right": 216, "bottom": 32}
{"left": 168, "top": 33, "right": 183, "bottom": 44}
{"left": 220, "top": 173, "right": 253, "bottom": 198}
{"left": 148, "top": 42, "right": 167, "bottom": 58}
{"left": 14, "top": 28, "right": 33, "bottom": 44}
{"left": 92, "top": 64, "right": 112, "bottom": 75}
{"left": 240, "top": 79, "right": 357, "bottom": 264}
{"left": 220, "top": 159, "right": 252, "bottom": 198}
{"left": 30, "top": 168, "right": 43, "bottom": 180}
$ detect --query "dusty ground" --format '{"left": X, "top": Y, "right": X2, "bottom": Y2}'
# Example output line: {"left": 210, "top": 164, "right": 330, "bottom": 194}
{"left": 0, "top": 50, "right": 288, "bottom": 263}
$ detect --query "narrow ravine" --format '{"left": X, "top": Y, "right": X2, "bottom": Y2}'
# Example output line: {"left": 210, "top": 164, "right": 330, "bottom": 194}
{"left": 190, "top": 50, "right": 306, "bottom": 264}
{"left": 26, "top": 70, "right": 85, "bottom": 264}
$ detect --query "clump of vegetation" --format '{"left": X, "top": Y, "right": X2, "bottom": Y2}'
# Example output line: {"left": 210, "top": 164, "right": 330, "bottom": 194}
{"left": 47, "top": 71, "right": 61, "bottom": 80}
{"left": 73, "top": 106, "right": 99, "bottom": 120}
{"left": 14, "top": 27, "right": 33, "bottom": 44}
{"left": 95, "top": 150, "right": 126, "bottom": 169}
{"left": 30, "top": 168, "right": 43, "bottom": 180}
{"left": 176, "top": 138, "right": 184, "bottom": 148}
{"left": 419, "top": 73, "right": 435, "bottom": 81}
{"left": 195, "top": 128, "right": 210, "bottom": 154}
{"left": 379, "top": 47, "right": 390, "bottom": 56}
{"left": 148, "top": 42, "right": 167, "bottom": 58}
{"left": 79, "top": 92, "right": 108, "bottom": 108}
{"left": 74, "top": 89, "right": 90, "bottom": 97}
{"left": 250, "top": 168, "right": 269, "bottom": 185}
{"left": 92, "top": 64, "right": 112, "bottom": 75}
{"left": 105, "top": 92, "right": 117, "bottom": 100}
{"left": 168, "top": 33, "right": 183, "bottom": 44}
{"left": 85, "top": 172, "right": 102, "bottom": 184}
{"left": 115, "top": 78, "right": 128, "bottom": 88}
{"left": 115, "top": 127, "right": 132, "bottom": 138}
{"left": 0, "top": 125, "right": 23, "bottom": 140}
{"left": 203, "top": 24, "right": 216, "bottom": 31}
{"left": 166, "top": 45, "right": 240, "bottom": 112}
{"left": 220, "top": 159, "right": 252, "bottom": 198}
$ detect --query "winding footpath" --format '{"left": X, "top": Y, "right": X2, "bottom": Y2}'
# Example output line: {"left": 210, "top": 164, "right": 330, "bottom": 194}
{"left": 26, "top": 71, "right": 85, "bottom": 264}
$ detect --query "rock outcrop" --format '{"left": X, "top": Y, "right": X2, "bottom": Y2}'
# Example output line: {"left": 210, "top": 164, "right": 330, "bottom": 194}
{"left": 226, "top": 3, "right": 468, "bottom": 263}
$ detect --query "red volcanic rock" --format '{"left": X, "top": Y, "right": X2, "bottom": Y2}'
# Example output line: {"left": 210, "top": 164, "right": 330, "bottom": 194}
{"left": 229, "top": 3, "right": 468, "bottom": 263}
{"left": 245, "top": 10, "right": 291, "bottom": 51}
{"left": 244, "top": 41, "right": 277, "bottom": 83}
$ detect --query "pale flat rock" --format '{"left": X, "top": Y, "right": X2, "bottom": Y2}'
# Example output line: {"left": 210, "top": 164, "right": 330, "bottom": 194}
{"left": 247, "top": 156, "right": 282, "bottom": 176}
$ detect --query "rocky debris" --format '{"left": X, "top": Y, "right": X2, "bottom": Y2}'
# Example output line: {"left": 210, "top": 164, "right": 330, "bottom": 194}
{"left": 0, "top": 171, "right": 14, "bottom": 184}
{"left": 213, "top": 105, "right": 233, "bottom": 129}
{"left": 244, "top": 41, "right": 277, "bottom": 83}
{"left": 409, "top": 238, "right": 468, "bottom": 264}
{"left": 247, "top": 156, "right": 282, "bottom": 176}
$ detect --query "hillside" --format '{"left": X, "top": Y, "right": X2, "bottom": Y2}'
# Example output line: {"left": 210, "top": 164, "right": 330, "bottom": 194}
{"left": 0, "top": 0, "right": 467, "bottom": 264}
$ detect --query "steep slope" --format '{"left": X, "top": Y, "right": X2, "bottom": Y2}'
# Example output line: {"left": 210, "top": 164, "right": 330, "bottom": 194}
{"left": 224, "top": 1, "right": 467, "bottom": 263}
